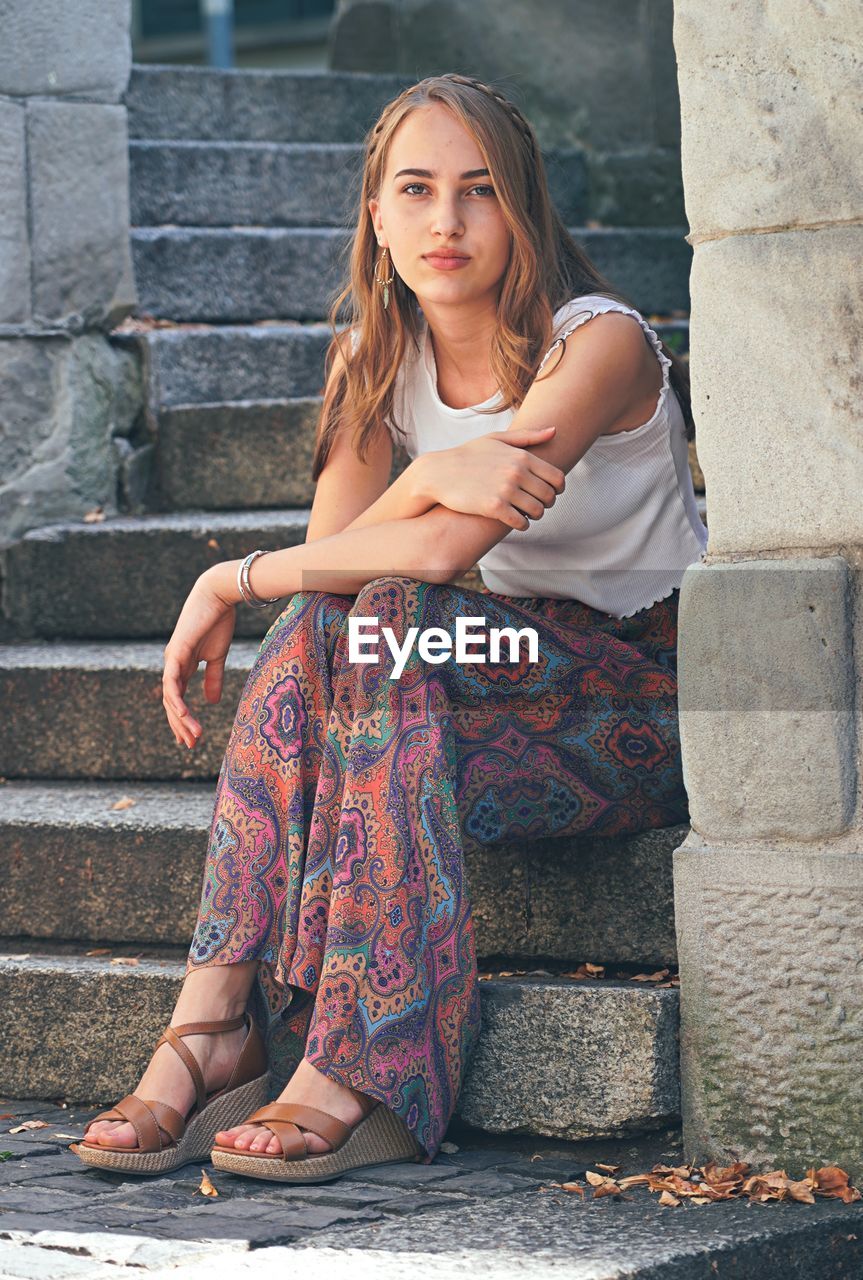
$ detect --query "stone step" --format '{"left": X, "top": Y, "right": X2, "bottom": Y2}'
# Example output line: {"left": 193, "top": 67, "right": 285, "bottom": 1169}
{"left": 0, "top": 780, "right": 685, "bottom": 964}
{"left": 0, "top": 638, "right": 259, "bottom": 780}
{"left": 151, "top": 396, "right": 701, "bottom": 514}
{"left": 3, "top": 509, "right": 310, "bottom": 640}
{"left": 113, "top": 316, "right": 690, "bottom": 409}
{"left": 130, "top": 226, "right": 692, "bottom": 323}
{"left": 1, "top": 494, "right": 706, "bottom": 642}
{"left": 129, "top": 140, "right": 591, "bottom": 229}
{"left": 0, "top": 950, "right": 680, "bottom": 1141}
{"left": 125, "top": 65, "right": 412, "bottom": 144}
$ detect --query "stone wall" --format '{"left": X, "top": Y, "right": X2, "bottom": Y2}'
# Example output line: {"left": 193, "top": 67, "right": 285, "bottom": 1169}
{"left": 0, "top": 0, "right": 141, "bottom": 552}
{"left": 328, "top": 0, "right": 684, "bottom": 227}
{"left": 672, "top": 3, "right": 863, "bottom": 1176}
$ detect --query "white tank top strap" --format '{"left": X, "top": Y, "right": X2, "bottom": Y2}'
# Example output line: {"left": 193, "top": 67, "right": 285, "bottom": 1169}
{"left": 538, "top": 296, "right": 673, "bottom": 402}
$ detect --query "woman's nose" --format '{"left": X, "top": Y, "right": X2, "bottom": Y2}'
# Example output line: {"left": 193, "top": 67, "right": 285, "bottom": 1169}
{"left": 430, "top": 201, "right": 464, "bottom": 238}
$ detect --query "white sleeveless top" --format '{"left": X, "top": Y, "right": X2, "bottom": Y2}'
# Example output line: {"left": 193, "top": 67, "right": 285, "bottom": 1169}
{"left": 382, "top": 293, "right": 708, "bottom": 618}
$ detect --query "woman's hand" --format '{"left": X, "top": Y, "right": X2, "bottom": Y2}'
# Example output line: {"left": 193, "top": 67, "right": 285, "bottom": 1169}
{"left": 162, "top": 568, "right": 238, "bottom": 750}
{"left": 416, "top": 425, "right": 566, "bottom": 530}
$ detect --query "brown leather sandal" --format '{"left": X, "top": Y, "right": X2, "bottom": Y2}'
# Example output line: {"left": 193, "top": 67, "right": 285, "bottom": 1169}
{"left": 71, "top": 1012, "right": 270, "bottom": 1175}
{"left": 210, "top": 1096, "right": 423, "bottom": 1183}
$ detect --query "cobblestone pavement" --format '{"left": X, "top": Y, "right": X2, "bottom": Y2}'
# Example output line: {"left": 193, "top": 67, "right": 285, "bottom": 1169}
{"left": 0, "top": 1100, "right": 861, "bottom": 1279}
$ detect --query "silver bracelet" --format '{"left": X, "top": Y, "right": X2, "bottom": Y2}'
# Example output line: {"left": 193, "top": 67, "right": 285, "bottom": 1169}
{"left": 237, "top": 549, "right": 282, "bottom": 608}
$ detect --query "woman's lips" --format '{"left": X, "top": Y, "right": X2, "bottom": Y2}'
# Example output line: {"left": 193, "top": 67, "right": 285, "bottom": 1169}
{"left": 424, "top": 255, "right": 471, "bottom": 271}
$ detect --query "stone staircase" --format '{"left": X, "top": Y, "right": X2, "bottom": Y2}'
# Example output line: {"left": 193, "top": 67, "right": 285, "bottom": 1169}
{"left": 0, "top": 65, "right": 704, "bottom": 1144}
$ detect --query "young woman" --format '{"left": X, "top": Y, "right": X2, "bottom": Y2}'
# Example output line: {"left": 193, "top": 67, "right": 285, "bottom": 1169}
{"left": 74, "top": 73, "right": 707, "bottom": 1182}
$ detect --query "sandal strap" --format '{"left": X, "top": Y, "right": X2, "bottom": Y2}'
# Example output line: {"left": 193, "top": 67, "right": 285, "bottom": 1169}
{"left": 154, "top": 1014, "right": 252, "bottom": 1114}
{"left": 84, "top": 1105, "right": 126, "bottom": 1133}
{"left": 245, "top": 1102, "right": 352, "bottom": 1151}
{"left": 157, "top": 1025, "right": 207, "bottom": 1114}
{"left": 144, "top": 1099, "right": 186, "bottom": 1146}
{"left": 167, "top": 1016, "right": 247, "bottom": 1037}
{"left": 248, "top": 1118, "right": 310, "bottom": 1161}
{"left": 106, "top": 1094, "right": 163, "bottom": 1153}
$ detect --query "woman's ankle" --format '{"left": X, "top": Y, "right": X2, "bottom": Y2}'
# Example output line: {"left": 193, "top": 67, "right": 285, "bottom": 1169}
{"left": 173, "top": 960, "right": 258, "bottom": 1025}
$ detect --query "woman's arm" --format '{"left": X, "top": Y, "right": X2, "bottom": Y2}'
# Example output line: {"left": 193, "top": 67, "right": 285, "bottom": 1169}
{"left": 340, "top": 456, "right": 439, "bottom": 532}
{"left": 206, "top": 311, "right": 653, "bottom": 604}
{"left": 208, "top": 505, "right": 455, "bottom": 603}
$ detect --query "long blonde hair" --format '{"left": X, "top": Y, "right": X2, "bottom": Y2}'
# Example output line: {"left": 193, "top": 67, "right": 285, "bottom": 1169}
{"left": 311, "top": 73, "right": 693, "bottom": 482}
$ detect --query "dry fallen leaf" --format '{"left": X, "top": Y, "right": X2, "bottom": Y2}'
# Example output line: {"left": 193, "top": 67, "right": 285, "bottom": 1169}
{"left": 110, "top": 957, "right": 140, "bottom": 966}
{"left": 85, "top": 948, "right": 111, "bottom": 957}
{"left": 110, "top": 796, "right": 137, "bottom": 811}
{"left": 83, "top": 508, "right": 106, "bottom": 523}
{"left": 9, "top": 1120, "right": 49, "bottom": 1133}
{"left": 52, "top": 1133, "right": 80, "bottom": 1140}
{"left": 540, "top": 1157, "right": 861, "bottom": 1208}
{"left": 197, "top": 1169, "right": 219, "bottom": 1197}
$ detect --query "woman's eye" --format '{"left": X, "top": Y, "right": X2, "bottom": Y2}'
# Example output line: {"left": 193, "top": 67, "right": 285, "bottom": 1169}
{"left": 401, "top": 183, "right": 496, "bottom": 197}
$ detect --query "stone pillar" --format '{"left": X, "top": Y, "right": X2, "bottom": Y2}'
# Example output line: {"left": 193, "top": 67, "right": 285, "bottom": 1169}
{"left": 0, "top": 0, "right": 140, "bottom": 551}
{"left": 672, "top": 5, "right": 862, "bottom": 1175}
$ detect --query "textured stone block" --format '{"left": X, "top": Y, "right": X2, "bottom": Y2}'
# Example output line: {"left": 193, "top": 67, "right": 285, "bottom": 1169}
{"left": 4, "top": 510, "right": 307, "bottom": 639}
{"left": 0, "top": 101, "right": 29, "bottom": 325}
{"left": 0, "top": 640, "right": 261, "bottom": 780}
{"left": 124, "top": 66, "right": 409, "bottom": 144}
{"left": 0, "top": 334, "right": 141, "bottom": 548}
{"left": 0, "top": 0, "right": 131, "bottom": 101}
{"left": 458, "top": 975, "right": 679, "bottom": 1140}
{"left": 675, "top": 0, "right": 863, "bottom": 234}
{"left": 688, "top": 226, "right": 863, "bottom": 552}
{"left": 28, "top": 101, "right": 136, "bottom": 328}
{"left": 678, "top": 558, "right": 854, "bottom": 841}
{"left": 0, "top": 955, "right": 183, "bottom": 1101}
{"left": 674, "top": 835, "right": 863, "bottom": 1180}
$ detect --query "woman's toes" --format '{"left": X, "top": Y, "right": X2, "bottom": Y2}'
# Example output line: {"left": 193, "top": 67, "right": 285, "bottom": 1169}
{"left": 231, "top": 1125, "right": 258, "bottom": 1150}
{"left": 92, "top": 1121, "right": 137, "bottom": 1148}
{"left": 301, "top": 1130, "right": 332, "bottom": 1154}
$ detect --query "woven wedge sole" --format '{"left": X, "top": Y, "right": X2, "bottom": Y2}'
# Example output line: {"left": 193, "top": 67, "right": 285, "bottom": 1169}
{"left": 71, "top": 1071, "right": 270, "bottom": 1176}
{"left": 210, "top": 1099, "right": 423, "bottom": 1183}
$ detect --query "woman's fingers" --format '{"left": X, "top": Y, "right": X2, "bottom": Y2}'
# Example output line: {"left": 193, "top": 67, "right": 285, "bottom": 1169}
{"left": 201, "top": 657, "right": 226, "bottom": 703}
{"left": 494, "top": 430, "right": 566, "bottom": 492}
{"left": 509, "top": 469, "right": 559, "bottom": 509}
{"left": 163, "top": 651, "right": 202, "bottom": 748}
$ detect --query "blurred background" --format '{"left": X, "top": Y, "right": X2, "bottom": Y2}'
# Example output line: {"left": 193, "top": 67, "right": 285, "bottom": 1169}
{"left": 132, "top": 0, "right": 333, "bottom": 69}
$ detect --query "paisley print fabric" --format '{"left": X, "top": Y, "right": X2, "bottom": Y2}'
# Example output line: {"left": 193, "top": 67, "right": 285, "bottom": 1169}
{"left": 186, "top": 576, "right": 688, "bottom": 1163}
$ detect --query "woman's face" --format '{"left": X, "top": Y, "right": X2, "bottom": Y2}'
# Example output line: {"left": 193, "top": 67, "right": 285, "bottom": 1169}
{"left": 368, "top": 103, "right": 512, "bottom": 313}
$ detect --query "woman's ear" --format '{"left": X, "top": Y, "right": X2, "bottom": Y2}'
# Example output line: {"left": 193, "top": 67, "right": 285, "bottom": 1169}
{"left": 367, "top": 199, "right": 386, "bottom": 245}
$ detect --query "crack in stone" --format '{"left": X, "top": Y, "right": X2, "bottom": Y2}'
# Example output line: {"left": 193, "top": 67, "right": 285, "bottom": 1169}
{"left": 686, "top": 214, "right": 863, "bottom": 245}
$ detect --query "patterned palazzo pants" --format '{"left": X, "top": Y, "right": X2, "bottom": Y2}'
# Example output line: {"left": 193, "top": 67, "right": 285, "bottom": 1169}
{"left": 186, "top": 575, "right": 689, "bottom": 1164}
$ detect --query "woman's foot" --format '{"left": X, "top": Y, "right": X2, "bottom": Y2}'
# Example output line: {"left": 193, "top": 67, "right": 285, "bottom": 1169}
{"left": 214, "top": 1057, "right": 375, "bottom": 1155}
{"left": 84, "top": 961, "right": 258, "bottom": 1150}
